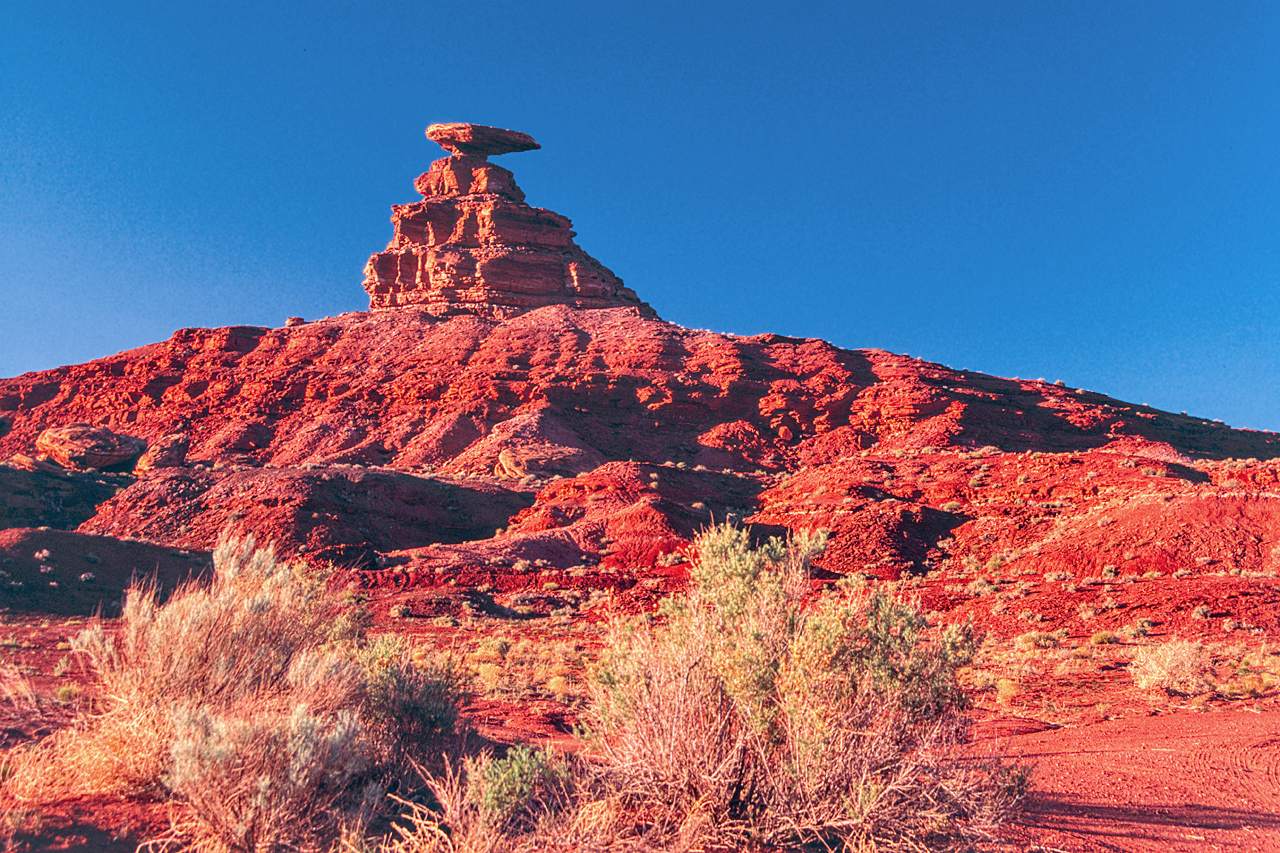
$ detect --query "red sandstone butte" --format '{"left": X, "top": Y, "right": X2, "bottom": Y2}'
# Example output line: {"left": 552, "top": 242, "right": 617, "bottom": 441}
{"left": 362, "top": 124, "right": 654, "bottom": 319}
{"left": 2, "top": 121, "right": 1280, "bottom": 593}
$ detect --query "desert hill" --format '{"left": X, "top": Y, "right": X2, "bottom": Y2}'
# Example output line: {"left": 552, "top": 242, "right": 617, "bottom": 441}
{"left": 2, "top": 124, "right": 1280, "bottom": 626}
{"left": 4, "top": 124, "right": 1280, "bottom": 852}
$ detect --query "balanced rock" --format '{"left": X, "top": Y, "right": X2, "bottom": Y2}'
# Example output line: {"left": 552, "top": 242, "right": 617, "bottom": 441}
{"left": 35, "top": 424, "right": 146, "bottom": 471}
{"left": 425, "top": 123, "right": 540, "bottom": 159}
{"left": 362, "top": 124, "right": 655, "bottom": 320}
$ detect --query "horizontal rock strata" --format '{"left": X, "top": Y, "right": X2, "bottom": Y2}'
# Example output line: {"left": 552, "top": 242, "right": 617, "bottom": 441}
{"left": 363, "top": 125, "right": 654, "bottom": 319}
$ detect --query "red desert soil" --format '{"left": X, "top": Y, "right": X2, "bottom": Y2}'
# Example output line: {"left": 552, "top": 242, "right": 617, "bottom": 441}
{"left": 988, "top": 709, "right": 1280, "bottom": 852}
{"left": 1, "top": 124, "right": 1279, "bottom": 849}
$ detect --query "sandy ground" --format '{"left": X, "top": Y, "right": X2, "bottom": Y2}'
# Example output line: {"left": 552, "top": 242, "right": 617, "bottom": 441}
{"left": 988, "top": 709, "right": 1280, "bottom": 852}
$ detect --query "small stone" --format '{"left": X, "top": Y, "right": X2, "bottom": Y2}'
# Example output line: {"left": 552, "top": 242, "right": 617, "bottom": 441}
{"left": 285, "top": 317, "right": 306, "bottom": 327}
{"left": 426, "top": 123, "right": 540, "bottom": 159}
{"left": 2, "top": 453, "right": 61, "bottom": 473}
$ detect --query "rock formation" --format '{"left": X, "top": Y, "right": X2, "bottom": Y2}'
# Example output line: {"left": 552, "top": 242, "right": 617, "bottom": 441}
{"left": 4, "top": 122, "right": 1280, "bottom": 853}
{"left": 3, "top": 302, "right": 1280, "bottom": 581}
{"left": 34, "top": 424, "right": 145, "bottom": 471}
{"left": 134, "top": 432, "right": 189, "bottom": 472}
{"left": 362, "top": 124, "right": 654, "bottom": 319}
{"left": 425, "top": 123, "right": 540, "bottom": 158}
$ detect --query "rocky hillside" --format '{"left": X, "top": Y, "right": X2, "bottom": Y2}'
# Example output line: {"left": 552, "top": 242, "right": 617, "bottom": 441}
{"left": 2, "top": 124, "right": 1279, "bottom": 624}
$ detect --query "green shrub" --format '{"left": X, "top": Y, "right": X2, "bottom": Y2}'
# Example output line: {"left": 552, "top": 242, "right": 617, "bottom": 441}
{"left": 467, "top": 745, "right": 569, "bottom": 829}
{"left": 358, "top": 634, "right": 464, "bottom": 764}
{"left": 590, "top": 524, "right": 1026, "bottom": 850}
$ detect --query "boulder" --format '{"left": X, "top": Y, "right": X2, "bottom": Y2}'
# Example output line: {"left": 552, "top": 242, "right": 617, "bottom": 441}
{"left": 34, "top": 424, "right": 146, "bottom": 471}
{"left": 2, "top": 453, "right": 62, "bottom": 474}
{"left": 134, "top": 432, "right": 189, "bottom": 472}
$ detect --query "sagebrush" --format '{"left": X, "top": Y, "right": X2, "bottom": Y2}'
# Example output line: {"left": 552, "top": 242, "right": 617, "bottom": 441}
{"left": 588, "top": 524, "right": 1027, "bottom": 850}
{"left": 4, "top": 528, "right": 1026, "bottom": 852}
{"left": 5, "top": 537, "right": 465, "bottom": 853}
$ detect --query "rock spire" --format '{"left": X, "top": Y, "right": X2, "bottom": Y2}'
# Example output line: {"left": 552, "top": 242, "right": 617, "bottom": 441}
{"left": 362, "top": 123, "right": 654, "bottom": 319}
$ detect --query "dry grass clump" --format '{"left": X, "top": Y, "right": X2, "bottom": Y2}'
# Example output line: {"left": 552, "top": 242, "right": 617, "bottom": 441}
{"left": 5, "top": 537, "right": 465, "bottom": 852}
{"left": 585, "top": 524, "right": 1027, "bottom": 851}
{"left": 1015, "top": 631, "right": 1059, "bottom": 651}
{"left": 464, "top": 636, "right": 586, "bottom": 702}
{"left": 967, "top": 577, "right": 998, "bottom": 597}
{"left": 1129, "top": 639, "right": 1211, "bottom": 695}
{"left": 380, "top": 748, "right": 595, "bottom": 853}
{"left": 1221, "top": 647, "right": 1280, "bottom": 698}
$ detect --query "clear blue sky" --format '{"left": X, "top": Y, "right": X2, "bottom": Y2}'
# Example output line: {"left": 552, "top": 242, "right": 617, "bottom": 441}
{"left": 3, "top": 2, "right": 1278, "bottom": 429}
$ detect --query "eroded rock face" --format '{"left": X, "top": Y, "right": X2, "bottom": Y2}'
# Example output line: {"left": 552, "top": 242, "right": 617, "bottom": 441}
{"left": 4, "top": 122, "right": 1280, "bottom": 615}
{"left": 3, "top": 302, "right": 1280, "bottom": 584}
{"left": 362, "top": 126, "right": 654, "bottom": 319}
{"left": 34, "top": 424, "right": 145, "bottom": 471}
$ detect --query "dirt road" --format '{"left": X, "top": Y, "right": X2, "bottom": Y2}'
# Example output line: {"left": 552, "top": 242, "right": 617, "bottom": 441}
{"left": 990, "top": 709, "right": 1280, "bottom": 852}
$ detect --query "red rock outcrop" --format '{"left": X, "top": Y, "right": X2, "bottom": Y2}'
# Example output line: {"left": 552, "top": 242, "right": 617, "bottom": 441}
{"left": 2, "top": 303, "right": 1278, "bottom": 587}
{"left": 80, "top": 464, "right": 534, "bottom": 569}
{"left": 134, "top": 432, "right": 189, "bottom": 472}
{"left": 362, "top": 124, "right": 654, "bottom": 319}
{"left": 34, "top": 424, "right": 145, "bottom": 470}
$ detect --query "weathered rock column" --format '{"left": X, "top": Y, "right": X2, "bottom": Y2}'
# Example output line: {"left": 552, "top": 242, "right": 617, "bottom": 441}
{"left": 362, "top": 123, "right": 655, "bottom": 319}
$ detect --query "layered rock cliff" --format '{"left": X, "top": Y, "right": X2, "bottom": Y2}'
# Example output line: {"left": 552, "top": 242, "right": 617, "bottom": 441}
{"left": 362, "top": 124, "right": 653, "bottom": 319}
